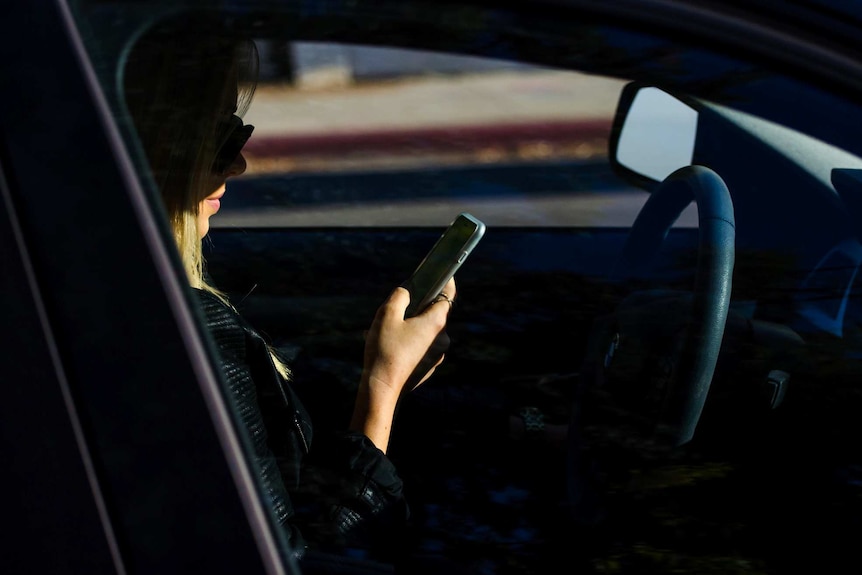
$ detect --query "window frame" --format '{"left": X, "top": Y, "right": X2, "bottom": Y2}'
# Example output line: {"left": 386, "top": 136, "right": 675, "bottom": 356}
{"left": 0, "top": 0, "right": 297, "bottom": 572}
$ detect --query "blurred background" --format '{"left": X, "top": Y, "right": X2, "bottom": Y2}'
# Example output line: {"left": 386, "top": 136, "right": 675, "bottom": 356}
{"left": 243, "top": 41, "right": 624, "bottom": 175}
{"left": 217, "top": 41, "right": 696, "bottom": 229}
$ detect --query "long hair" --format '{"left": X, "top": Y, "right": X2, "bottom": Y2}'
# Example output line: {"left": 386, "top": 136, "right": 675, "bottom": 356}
{"left": 123, "top": 15, "right": 256, "bottom": 288}
{"left": 123, "top": 15, "right": 290, "bottom": 379}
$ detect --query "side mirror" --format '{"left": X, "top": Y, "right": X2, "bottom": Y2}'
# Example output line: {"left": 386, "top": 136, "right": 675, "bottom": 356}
{"left": 610, "top": 84, "right": 699, "bottom": 186}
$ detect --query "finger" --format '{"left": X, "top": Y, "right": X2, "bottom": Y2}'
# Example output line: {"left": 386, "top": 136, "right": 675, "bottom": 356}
{"left": 432, "top": 289, "right": 457, "bottom": 315}
{"left": 432, "top": 351, "right": 445, "bottom": 371}
{"left": 433, "top": 332, "right": 451, "bottom": 355}
{"left": 434, "top": 278, "right": 457, "bottom": 313}
{"left": 412, "top": 353, "right": 445, "bottom": 390}
{"left": 387, "top": 286, "right": 410, "bottom": 306}
{"left": 411, "top": 368, "right": 433, "bottom": 391}
{"left": 379, "top": 286, "right": 410, "bottom": 319}
{"left": 424, "top": 296, "right": 453, "bottom": 322}
{"left": 441, "top": 277, "right": 457, "bottom": 300}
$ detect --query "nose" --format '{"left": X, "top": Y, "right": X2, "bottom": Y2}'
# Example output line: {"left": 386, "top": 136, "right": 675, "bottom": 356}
{"left": 224, "top": 152, "right": 247, "bottom": 178}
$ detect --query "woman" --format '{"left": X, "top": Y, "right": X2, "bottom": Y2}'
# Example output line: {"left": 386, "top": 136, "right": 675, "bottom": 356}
{"left": 122, "top": 15, "right": 455, "bottom": 566}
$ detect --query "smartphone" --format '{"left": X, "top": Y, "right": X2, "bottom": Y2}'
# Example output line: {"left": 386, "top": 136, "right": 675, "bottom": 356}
{"left": 402, "top": 213, "right": 486, "bottom": 318}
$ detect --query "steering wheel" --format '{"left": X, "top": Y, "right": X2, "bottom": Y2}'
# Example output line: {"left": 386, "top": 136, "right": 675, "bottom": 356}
{"left": 567, "top": 165, "right": 734, "bottom": 523}
{"left": 618, "top": 164, "right": 734, "bottom": 444}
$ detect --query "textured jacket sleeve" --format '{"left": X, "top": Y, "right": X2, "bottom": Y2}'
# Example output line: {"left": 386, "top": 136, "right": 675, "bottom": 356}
{"left": 193, "top": 289, "right": 409, "bottom": 563}
{"left": 194, "top": 289, "right": 308, "bottom": 558}
{"left": 306, "top": 430, "right": 410, "bottom": 558}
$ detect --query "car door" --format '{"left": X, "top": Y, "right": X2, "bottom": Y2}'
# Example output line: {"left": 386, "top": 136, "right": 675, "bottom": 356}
{"left": 0, "top": 1, "right": 297, "bottom": 573}
{"left": 9, "top": 0, "right": 862, "bottom": 574}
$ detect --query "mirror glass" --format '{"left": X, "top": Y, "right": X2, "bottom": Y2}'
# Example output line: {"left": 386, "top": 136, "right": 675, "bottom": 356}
{"left": 616, "top": 87, "right": 698, "bottom": 182}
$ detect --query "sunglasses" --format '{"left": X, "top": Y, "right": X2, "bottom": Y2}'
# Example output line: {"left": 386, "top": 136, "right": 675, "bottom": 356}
{"left": 213, "top": 114, "right": 254, "bottom": 174}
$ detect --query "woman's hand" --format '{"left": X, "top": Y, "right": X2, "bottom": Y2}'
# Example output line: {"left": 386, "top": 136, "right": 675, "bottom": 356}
{"left": 350, "top": 278, "right": 456, "bottom": 452}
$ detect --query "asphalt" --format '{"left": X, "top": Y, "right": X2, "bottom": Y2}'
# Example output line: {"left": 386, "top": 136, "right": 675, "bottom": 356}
{"left": 219, "top": 68, "right": 670, "bottom": 229}
{"left": 241, "top": 69, "right": 626, "bottom": 173}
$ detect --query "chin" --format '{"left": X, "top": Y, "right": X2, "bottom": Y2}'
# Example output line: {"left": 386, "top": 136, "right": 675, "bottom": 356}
{"left": 197, "top": 220, "right": 210, "bottom": 239}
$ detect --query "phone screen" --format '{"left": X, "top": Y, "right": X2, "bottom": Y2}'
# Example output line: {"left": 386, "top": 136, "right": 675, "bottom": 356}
{"left": 403, "top": 213, "right": 485, "bottom": 317}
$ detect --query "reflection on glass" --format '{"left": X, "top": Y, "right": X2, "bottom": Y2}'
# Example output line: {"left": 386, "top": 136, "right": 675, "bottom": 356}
{"left": 617, "top": 87, "right": 697, "bottom": 181}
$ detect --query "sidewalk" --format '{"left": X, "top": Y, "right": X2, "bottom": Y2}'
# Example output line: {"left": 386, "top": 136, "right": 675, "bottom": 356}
{"left": 242, "top": 69, "right": 625, "bottom": 173}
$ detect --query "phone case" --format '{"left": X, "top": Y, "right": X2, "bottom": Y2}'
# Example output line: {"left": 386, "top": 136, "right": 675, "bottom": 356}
{"left": 403, "top": 213, "right": 486, "bottom": 317}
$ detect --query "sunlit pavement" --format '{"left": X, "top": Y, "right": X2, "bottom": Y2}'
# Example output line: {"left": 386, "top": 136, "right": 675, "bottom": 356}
{"left": 240, "top": 69, "right": 626, "bottom": 174}
{"left": 220, "top": 69, "right": 675, "bottom": 229}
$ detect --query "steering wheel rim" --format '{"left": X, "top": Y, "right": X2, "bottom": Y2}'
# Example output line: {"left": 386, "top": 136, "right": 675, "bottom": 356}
{"left": 614, "top": 164, "right": 735, "bottom": 446}
{"left": 566, "top": 164, "right": 734, "bottom": 526}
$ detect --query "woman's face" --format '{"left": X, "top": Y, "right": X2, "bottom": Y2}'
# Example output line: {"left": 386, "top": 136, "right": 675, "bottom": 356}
{"left": 197, "top": 148, "right": 247, "bottom": 238}
{"left": 197, "top": 76, "right": 250, "bottom": 239}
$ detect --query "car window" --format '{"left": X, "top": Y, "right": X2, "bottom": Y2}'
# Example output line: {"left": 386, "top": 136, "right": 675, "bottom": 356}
{"left": 230, "top": 41, "right": 643, "bottom": 228}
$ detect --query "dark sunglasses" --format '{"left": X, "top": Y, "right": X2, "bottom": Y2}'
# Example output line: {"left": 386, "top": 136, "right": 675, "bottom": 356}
{"left": 213, "top": 114, "right": 254, "bottom": 174}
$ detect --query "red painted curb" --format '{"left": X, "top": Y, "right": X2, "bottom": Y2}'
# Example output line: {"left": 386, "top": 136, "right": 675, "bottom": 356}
{"left": 244, "top": 118, "right": 611, "bottom": 157}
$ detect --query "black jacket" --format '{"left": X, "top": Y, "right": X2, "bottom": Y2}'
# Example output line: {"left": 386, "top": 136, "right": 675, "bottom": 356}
{"left": 194, "top": 289, "right": 409, "bottom": 564}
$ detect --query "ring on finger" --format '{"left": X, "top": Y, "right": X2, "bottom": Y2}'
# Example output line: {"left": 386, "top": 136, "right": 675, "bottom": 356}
{"left": 432, "top": 291, "right": 455, "bottom": 308}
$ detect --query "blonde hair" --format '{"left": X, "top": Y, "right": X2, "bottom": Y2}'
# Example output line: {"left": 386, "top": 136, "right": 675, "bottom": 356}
{"left": 124, "top": 15, "right": 291, "bottom": 380}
